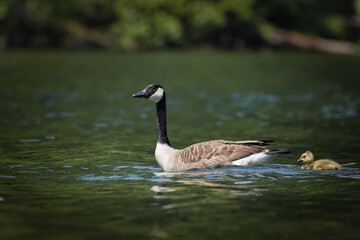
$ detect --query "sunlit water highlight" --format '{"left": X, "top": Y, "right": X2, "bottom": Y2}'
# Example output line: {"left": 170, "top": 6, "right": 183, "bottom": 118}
{"left": 2, "top": 163, "right": 359, "bottom": 183}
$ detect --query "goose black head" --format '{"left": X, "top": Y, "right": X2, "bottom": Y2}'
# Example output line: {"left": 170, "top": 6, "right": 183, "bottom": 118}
{"left": 297, "top": 151, "right": 314, "bottom": 163}
{"left": 133, "top": 84, "right": 165, "bottom": 103}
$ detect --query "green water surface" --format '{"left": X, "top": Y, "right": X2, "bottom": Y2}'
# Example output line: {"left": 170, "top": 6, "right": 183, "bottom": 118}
{"left": 0, "top": 51, "right": 359, "bottom": 240}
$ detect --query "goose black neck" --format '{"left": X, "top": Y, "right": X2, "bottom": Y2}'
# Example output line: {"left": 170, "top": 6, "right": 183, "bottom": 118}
{"left": 155, "top": 94, "right": 171, "bottom": 146}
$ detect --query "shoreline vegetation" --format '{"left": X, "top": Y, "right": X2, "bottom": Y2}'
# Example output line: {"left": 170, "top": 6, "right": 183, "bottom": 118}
{"left": 0, "top": 0, "right": 359, "bottom": 55}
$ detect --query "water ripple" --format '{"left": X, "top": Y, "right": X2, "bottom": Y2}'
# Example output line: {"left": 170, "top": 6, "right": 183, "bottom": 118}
{"left": 4, "top": 164, "right": 360, "bottom": 182}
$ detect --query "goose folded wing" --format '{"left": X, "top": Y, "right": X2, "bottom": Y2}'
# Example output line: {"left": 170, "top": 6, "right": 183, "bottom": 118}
{"left": 177, "top": 140, "right": 266, "bottom": 167}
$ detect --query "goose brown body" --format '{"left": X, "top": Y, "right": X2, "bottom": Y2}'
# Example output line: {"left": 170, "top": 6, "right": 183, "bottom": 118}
{"left": 179, "top": 140, "right": 266, "bottom": 164}
{"left": 156, "top": 140, "right": 275, "bottom": 172}
{"left": 133, "top": 84, "right": 290, "bottom": 172}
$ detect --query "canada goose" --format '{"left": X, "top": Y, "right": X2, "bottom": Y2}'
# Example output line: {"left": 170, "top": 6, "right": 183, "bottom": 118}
{"left": 133, "top": 84, "right": 290, "bottom": 172}
{"left": 297, "top": 151, "right": 342, "bottom": 170}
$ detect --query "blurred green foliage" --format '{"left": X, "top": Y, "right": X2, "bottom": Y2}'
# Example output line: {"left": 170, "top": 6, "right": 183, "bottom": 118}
{"left": 0, "top": 0, "right": 358, "bottom": 50}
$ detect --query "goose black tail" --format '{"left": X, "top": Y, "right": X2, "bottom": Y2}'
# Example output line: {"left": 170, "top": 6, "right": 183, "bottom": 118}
{"left": 241, "top": 140, "right": 276, "bottom": 146}
{"left": 266, "top": 148, "right": 291, "bottom": 155}
{"left": 260, "top": 140, "right": 276, "bottom": 146}
{"left": 341, "top": 163, "right": 356, "bottom": 167}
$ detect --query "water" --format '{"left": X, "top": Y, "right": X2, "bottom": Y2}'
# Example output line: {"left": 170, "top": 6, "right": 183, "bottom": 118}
{"left": 0, "top": 51, "right": 360, "bottom": 240}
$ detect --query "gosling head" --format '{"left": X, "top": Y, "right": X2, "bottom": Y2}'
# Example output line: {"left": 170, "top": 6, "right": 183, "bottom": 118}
{"left": 132, "top": 84, "right": 165, "bottom": 103}
{"left": 297, "top": 151, "right": 314, "bottom": 164}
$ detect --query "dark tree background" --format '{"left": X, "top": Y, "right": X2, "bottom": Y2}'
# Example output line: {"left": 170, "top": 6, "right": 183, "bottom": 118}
{"left": 0, "top": 0, "right": 359, "bottom": 51}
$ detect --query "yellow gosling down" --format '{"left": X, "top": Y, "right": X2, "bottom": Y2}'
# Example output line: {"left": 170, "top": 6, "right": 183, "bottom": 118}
{"left": 297, "top": 151, "right": 342, "bottom": 170}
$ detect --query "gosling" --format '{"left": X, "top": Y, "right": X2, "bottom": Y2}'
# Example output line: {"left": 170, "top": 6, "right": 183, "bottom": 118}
{"left": 297, "top": 151, "right": 342, "bottom": 170}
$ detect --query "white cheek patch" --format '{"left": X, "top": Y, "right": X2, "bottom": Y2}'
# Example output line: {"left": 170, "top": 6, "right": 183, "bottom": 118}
{"left": 149, "top": 88, "right": 164, "bottom": 103}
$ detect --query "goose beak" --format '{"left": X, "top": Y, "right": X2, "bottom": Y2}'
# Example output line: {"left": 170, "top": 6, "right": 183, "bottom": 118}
{"left": 297, "top": 158, "right": 303, "bottom": 163}
{"left": 132, "top": 89, "right": 148, "bottom": 98}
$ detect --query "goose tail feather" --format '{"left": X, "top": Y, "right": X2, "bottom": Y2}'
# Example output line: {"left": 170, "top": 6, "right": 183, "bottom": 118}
{"left": 266, "top": 148, "right": 291, "bottom": 155}
{"left": 341, "top": 162, "right": 356, "bottom": 167}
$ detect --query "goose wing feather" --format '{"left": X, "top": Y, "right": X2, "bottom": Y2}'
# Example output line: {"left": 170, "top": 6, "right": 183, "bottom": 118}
{"left": 221, "top": 140, "right": 274, "bottom": 146}
{"left": 176, "top": 140, "right": 266, "bottom": 168}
